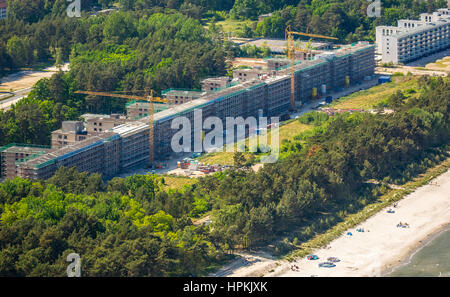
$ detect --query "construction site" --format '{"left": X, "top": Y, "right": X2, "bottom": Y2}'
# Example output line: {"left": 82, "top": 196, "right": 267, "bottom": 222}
{"left": 0, "top": 41, "right": 375, "bottom": 180}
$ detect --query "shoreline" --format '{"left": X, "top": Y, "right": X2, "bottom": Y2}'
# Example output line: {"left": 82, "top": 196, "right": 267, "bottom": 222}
{"left": 214, "top": 166, "right": 450, "bottom": 277}
{"left": 381, "top": 224, "right": 450, "bottom": 276}
{"left": 268, "top": 169, "right": 450, "bottom": 277}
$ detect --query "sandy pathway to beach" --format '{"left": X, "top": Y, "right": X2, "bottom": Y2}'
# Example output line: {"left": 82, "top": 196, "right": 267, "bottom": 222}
{"left": 267, "top": 169, "right": 450, "bottom": 277}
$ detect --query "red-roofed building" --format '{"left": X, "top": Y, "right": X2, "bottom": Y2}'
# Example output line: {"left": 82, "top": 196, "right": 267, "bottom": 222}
{"left": 0, "top": 0, "right": 7, "bottom": 20}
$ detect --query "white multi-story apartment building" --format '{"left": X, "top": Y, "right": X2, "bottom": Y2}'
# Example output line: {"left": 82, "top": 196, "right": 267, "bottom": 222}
{"left": 376, "top": 8, "right": 450, "bottom": 64}
{"left": 0, "top": 0, "right": 7, "bottom": 20}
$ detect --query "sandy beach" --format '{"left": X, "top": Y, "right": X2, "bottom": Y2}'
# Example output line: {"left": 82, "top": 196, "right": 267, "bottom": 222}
{"left": 215, "top": 169, "right": 450, "bottom": 277}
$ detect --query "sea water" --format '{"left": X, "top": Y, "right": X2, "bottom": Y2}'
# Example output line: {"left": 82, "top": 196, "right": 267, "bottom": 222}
{"left": 388, "top": 228, "right": 450, "bottom": 277}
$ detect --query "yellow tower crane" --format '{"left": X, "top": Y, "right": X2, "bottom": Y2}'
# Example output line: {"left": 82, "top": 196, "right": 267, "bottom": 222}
{"left": 285, "top": 25, "right": 338, "bottom": 110}
{"left": 74, "top": 89, "right": 169, "bottom": 168}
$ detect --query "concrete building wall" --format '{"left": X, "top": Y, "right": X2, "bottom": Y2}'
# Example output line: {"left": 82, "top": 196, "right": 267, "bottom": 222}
{"left": 375, "top": 26, "right": 406, "bottom": 54}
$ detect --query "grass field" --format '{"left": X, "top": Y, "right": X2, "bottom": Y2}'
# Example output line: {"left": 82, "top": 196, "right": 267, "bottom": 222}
{"left": 330, "top": 76, "right": 419, "bottom": 110}
{"left": 285, "top": 156, "right": 450, "bottom": 261}
{"left": 197, "top": 120, "right": 313, "bottom": 165}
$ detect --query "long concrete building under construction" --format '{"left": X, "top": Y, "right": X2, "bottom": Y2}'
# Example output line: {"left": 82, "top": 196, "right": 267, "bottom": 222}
{"left": 0, "top": 42, "right": 375, "bottom": 180}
